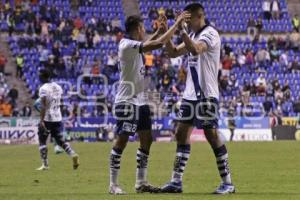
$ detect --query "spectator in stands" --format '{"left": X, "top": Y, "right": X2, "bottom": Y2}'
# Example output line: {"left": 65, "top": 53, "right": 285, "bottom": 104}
{"left": 282, "top": 80, "right": 291, "bottom": 100}
{"left": 292, "top": 14, "right": 300, "bottom": 32}
{"left": 177, "top": 65, "right": 187, "bottom": 84}
{"left": 158, "top": 7, "right": 165, "bottom": 16}
{"left": 279, "top": 51, "right": 288, "bottom": 67}
{"left": 77, "top": 29, "right": 87, "bottom": 48}
{"left": 93, "top": 30, "right": 101, "bottom": 47}
{"left": 256, "top": 17, "right": 263, "bottom": 33}
{"left": 24, "top": 8, "right": 35, "bottom": 34}
{"left": 288, "top": 30, "right": 300, "bottom": 51}
{"left": 228, "top": 74, "right": 238, "bottom": 91}
{"left": 271, "top": 0, "right": 281, "bottom": 20}
{"left": 166, "top": 8, "right": 175, "bottom": 19}
{"left": 255, "top": 48, "right": 270, "bottom": 68}
{"left": 293, "top": 97, "right": 300, "bottom": 113}
{"left": 270, "top": 46, "right": 280, "bottom": 61}
{"left": 6, "top": 10, "right": 15, "bottom": 36}
{"left": 149, "top": 7, "right": 159, "bottom": 20}
{"left": 236, "top": 49, "right": 246, "bottom": 67}
{"left": 263, "top": 96, "right": 273, "bottom": 115}
{"left": 111, "top": 17, "right": 121, "bottom": 33}
{"left": 245, "top": 49, "right": 255, "bottom": 66}
{"left": 288, "top": 56, "right": 300, "bottom": 72}
{"left": 242, "top": 80, "right": 251, "bottom": 97}
{"left": 15, "top": 54, "right": 23, "bottom": 79}
{"left": 0, "top": 99, "right": 12, "bottom": 117}
{"left": 8, "top": 84, "right": 18, "bottom": 107}
{"left": 256, "top": 74, "right": 267, "bottom": 95}
{"left": 274, "top": 87, "right": 284, "bottom": 101}
{"left": 106, "top": 51, "right": 118, "bottom": 73}
{"left": 73, "top": 16, "right": 84, "bottom": 30}
{"left": 21, "top": 102, "right": 32, "bottom": 117}
{"left": 222, "top": 54, "right": 233, "bottom": 76}
{"left": 220, "top": 75, "right": 229, "bottom": 92}
{"left": 262, "top": 0, "right": 271, "bottom": 20}
{"left": 0, "top": 53, "right": 7, "bottom": 74}
{"left": 145, "top": 51, "right": 154, "bottom": 75}
{"left": 247, "top": 16, "right": 257, "bottom": 37}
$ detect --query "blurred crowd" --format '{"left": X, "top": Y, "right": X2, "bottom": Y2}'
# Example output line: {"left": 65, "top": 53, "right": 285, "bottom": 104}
{"left": 0, "top": 0, "right": 300, "bottom": 119}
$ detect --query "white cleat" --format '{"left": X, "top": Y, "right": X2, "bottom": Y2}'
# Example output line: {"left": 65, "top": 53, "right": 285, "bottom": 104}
{"left": 36, "top": 165, "right": 49, "bottom": 171}
{"left": 213, "top": 183, "right": 236, "bottom": 194}
{"left": 109, "top": 185, "right": 127, "bottom": 195}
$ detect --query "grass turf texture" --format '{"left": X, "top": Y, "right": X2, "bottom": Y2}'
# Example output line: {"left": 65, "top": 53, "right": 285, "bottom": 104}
{"left": 0, "top": 142, "right": 299, "bottom": 200}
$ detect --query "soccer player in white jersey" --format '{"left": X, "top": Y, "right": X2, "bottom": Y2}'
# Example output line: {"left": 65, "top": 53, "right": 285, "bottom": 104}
{"left": 36, "top": 69, "right": 79, "bottom": 171}
{"left": 109, "top": 13, "right": 191, "bottom": 194}
{"left": 159, "top": 3, "right": 235, "bottom": 194}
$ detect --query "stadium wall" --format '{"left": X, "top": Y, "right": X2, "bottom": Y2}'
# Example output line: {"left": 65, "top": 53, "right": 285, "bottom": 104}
{"left": 0, "top": 117, "right": 299, "bottom": 144}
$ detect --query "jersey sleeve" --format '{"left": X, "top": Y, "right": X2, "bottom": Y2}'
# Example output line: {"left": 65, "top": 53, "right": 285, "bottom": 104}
{"left": 120, "top": 39, "right": 143, "bottom": 53}
{"left": 39, "top": 86, "right": 47, "bottom": 98}
{"left": 198, "top": 28, "right": 219, "bottom": 49}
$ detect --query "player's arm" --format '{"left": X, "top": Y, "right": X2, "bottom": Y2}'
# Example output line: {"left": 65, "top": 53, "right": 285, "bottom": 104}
{"left": 181, "top": 30, "right": 208, "bottom": 56}
{"left": 165, "top": 40, "right": 188, "bottom": 58}
{"left": 141, "top": 12, "right": 191, "bottom": 52}
{"left": 40, "top": 97, "right": 46, "bottom": 122}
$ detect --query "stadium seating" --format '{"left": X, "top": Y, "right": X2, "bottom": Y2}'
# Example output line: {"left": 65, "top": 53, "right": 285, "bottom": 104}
{"left": 139, "top": 0, "right": 292, "bottom": 33}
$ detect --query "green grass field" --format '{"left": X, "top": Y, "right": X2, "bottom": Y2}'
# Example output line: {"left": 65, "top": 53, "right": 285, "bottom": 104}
{"left": 0, "top": 142, "right": 299, "bottom": 200}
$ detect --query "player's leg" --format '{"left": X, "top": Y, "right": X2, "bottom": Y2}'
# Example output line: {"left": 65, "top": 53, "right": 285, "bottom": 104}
{"left": 135, "top": 105, "right": 159, "bottom": 193}
{"left": 109, "top": 103, "right": 136, "bottom": 195}
{"left": 201, "top": 98, "right": 235, "bottom": 194}
{"left": 46, "top": 121, "right": 79, "bottom": 170}
{"left": 159, "top": 100, "right": 195, "bottom": 193}
{"left": 52, "top": 136, "right": 64, "bottom": 154}
{"left": 36, "top": 123, "right": 50, "bottom": 170}
{"left": 160, "top": 122, "right": 193, "bottom": 193}
{"left": 109, "top": 134, "right": 129, "bottom": 194}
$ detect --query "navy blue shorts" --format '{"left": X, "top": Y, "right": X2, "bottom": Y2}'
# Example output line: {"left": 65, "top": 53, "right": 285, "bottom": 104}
{"left": 177, "top": 98, "right": 219, "bottom": 129}
{"left": 114, "top": 103, "right": 152, "bottom": 135}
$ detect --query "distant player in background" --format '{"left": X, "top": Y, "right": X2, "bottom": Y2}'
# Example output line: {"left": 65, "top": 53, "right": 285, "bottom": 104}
{"left": 34, "top": 98, "right": 64, "bottom": 154}
{"left": 36, "top": 69, "right": 79, "bottom": 171}
{"left": 109, "top": 13, "right": 190, "bottom": 194}
{"left": 159, "top": 3, "right": 235, "bottom": 194}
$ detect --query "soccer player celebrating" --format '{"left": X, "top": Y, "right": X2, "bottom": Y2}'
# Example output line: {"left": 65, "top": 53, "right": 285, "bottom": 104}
{"left": 159, "top": 3, "right": 235, "bottom": 194}
{"left": 36, "top": 69, "right": 79, "bottom": 171}
{"left": 109, "top": 13, "right": 191, "bottom": 194}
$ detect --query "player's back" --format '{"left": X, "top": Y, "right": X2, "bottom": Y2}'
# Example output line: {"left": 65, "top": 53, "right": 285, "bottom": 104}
{"left": 39, "top": 82, "right": 63, "bottom": 122}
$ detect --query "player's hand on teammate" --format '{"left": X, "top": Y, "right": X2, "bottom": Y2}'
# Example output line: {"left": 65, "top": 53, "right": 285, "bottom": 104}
{"left": 175, "top": 11, "right": 191, "bottom": 28}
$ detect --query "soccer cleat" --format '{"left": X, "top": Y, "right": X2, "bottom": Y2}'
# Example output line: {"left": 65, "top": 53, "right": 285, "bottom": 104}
{"left": 213, "top": 183, "right": 236, "bottom": 195}
{"left": 135, "top": 183, "right": 160, "bottom": 193}
{"left": 36, "top": 165, "right": 49, "bottom": 171}
{"left": 54, "top": 145, "right": 64, "bottom": 154}
{"left": 159, "top": 182, "right": 183, "bottom": 193}
{"left": 109, "top": 185, "right": 127, "bottom": 195}
{"left": 72, "top": 154, "right": 80, "bottom": 170}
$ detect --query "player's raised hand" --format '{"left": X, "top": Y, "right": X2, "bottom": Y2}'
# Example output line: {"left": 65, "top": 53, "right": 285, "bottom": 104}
{"left": 175, "top": 11, "right": 191, "bottom": 26}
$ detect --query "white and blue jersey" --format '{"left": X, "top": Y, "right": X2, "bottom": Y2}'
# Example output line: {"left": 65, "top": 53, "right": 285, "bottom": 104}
{"left": 183, "top": 25, "right": 220, "bottom": 101}
{"left": 178, "top": 25, "right": 221, "bottom": 129}
{"left": 39, "top": 82, "right": 63, "bottom": 122}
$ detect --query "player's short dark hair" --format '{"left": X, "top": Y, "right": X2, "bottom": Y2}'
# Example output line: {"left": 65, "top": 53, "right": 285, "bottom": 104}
{"left": 39, "top": 68, "right": 51, "bottom": 82}
{"left": 125, "top": 15, "right": 143, "bottom": 33}
{"left": 184, "top": 3, "right": 205, "bottom": 13}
